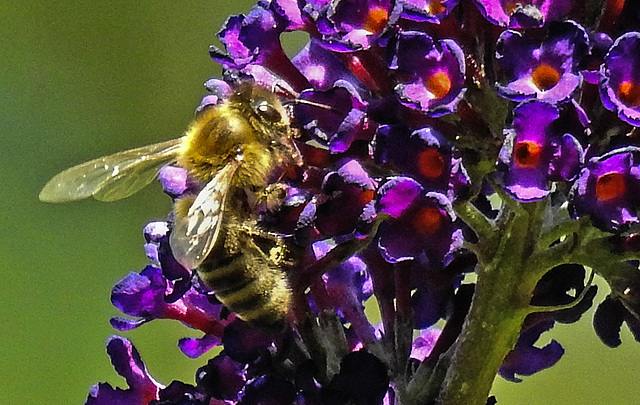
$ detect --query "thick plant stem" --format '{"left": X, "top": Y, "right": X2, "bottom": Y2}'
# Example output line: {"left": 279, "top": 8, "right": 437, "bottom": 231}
{"left": 437, "top": 202, "right": 544, "bottom": 405}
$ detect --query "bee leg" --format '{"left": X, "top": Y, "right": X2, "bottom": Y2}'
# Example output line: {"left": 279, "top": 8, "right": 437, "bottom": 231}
{"left": 235, "top": 220, "right": 292, "bottom": 268}
{"left": 255, "top": 182, "right": 288, "bottom": 212}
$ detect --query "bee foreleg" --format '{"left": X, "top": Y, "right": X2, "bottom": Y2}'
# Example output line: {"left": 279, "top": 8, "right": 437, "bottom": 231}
{"left": 256, "top": 183, "right": 288, "bottom": 212}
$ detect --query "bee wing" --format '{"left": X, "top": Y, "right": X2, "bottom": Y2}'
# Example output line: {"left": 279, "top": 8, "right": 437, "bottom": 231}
{"left": 39, "top": 138, "right": 184, "bottom": 203}
{"left": 169, "top": 162, "right": 238, "bottom": 269}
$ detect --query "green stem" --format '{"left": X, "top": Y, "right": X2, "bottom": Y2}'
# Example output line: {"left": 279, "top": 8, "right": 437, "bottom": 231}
{"left": 436, "top": 200, "right": 547, "bottom": 405}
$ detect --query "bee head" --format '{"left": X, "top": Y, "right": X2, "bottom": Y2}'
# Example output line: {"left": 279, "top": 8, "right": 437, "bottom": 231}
{"left": 230, "top": 83, "right": 290, "bottom": 127}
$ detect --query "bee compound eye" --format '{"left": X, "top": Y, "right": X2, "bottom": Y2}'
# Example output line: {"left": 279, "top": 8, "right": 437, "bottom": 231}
{"left": 253, "top": 99, "right": 282, "bottom": 122}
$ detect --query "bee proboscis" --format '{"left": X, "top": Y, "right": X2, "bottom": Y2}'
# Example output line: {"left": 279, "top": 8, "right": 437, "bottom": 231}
{"left": 40, "top": 83, "right": 301, "bottom": 329}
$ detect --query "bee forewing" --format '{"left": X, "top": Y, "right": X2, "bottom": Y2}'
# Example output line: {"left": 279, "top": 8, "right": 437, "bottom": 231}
{"left": 170, "top": 163, "right": 238, "bottom": 269}
{"left": 39, "top": 138, "right": 184, "bottom": 203}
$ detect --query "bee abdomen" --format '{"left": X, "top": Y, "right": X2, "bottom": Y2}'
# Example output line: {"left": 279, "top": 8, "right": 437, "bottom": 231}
{"left": 198, "top": 253, "right": 291, "bottom": 330}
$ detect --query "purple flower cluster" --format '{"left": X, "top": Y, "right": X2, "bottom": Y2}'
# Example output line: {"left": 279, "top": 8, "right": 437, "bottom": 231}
{"left": 83, "top": 0, "right": 640, "bottom": 404}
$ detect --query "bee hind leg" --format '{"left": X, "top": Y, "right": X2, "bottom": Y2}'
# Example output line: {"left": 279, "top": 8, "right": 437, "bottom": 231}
{"left": 227, "top": 218, "right": 292, "bottom": 268}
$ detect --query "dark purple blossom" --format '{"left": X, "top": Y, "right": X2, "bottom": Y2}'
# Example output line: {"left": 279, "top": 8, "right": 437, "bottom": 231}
{"left": 110, "top": 266, "right": 226, "bottom": 358}
{"left": 85, "top": 336, "right": 162, "bottom": 405}
{"left": 594, "top": 295, "right": 640, "bottom": 347}
{"left": 210, "top": 2, "right": 309, "bottom": 90}
{"left": 291, "top": 40, "right": 362, "bottom": 90}
{"left": 472, "top": 0, "right": 575, "bottom": 28}
{"left": 310, "top": 0, "right": 402, "bottom": 52}
{"left": 498, "top": 317, "right": 565, "bottom": 382}
{"left": 374, "top": 125, "right": 469, "bottom": 200}
{"left": 599, "top": 32, "right": 640, "bottom": 126}
{"left": 570, "top": 146, "right": 640, "bottom": 230}
{"left": 495, "top": 20, "right": 589, "bottom": 104}
{"left": 294, "top": 82, "right": 374, "bottom": 152}
{"left": 530, "top": 264, "right": 597, "bottom": 324}
{"left": 196, "top": 353, "right": 247, "bottom": 400}
{"left": 498, "top": 101, "right": 584, "bottom": 201}
{"left": 399, "top": 0, "right": 459, "bottom": 23}
{"left": 376, "top": 177, "right": 460, "bottom": 264}
{"left": 389, "top": 30, "right": 466, "bottom": 116}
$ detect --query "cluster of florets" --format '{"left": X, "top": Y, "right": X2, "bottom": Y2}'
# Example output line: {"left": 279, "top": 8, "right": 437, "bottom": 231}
{"left": 86, "top": 0, "right": 640, "bottom": 404}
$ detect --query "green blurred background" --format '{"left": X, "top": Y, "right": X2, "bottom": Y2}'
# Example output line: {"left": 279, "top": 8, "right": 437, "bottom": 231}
{"left": 3, "top": 2, "right": 639, "bottom": 404}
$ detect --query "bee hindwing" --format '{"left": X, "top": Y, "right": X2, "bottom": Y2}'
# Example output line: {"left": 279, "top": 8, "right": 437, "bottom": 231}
{"left": 39, "top": 138, "right": 184, "bottom": 203}
{"left": 170, "top": 162, "right": 238, "bottom": 269}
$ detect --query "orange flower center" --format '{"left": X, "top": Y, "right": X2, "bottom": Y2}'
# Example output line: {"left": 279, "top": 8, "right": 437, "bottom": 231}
{"left": 531, "top": 64, "right": 560, "bottom": 91}
{"left": 418, "top": 148, "right": 445, "bottom": 178}
{"left": 617, "top": 81, "right": 640, "bottom": 107}
{"left": 504, "top": 1, "right": 530, "bottom": 15}
{"left": 425, "top": 71, "right": 452, "bottom": 99}
{"left": 364, "top": 7, "right": 389, "bottom": 33}
{"left": 595, "top": 172, "right": 626, "bottom": 201}
{"left": 514, "top": 141, "right": 542, "bottom": 167}
{"left": 360, "top": 189, "right": 375, "bottom": 205}
{"left": 415, "top": 207, "right": 443, "bottom": 234}
{"left": 427, "top": 0, "right": 446, "bottom": 14}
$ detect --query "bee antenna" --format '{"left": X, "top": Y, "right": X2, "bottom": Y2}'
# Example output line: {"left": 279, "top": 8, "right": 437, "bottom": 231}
{"left": 283, "top": 98, "right": 340, "bottom": 113}
{"left": 273, "top": 83, "right": 340, "bottom": 113}
{"left": 274, "top": 83, "right": 298, "bottom": 99}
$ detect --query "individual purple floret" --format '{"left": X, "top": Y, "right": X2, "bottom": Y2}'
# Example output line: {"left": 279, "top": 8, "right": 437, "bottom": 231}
{"left": 376, "top": 177, "right": 459, "bottom": 264}
{"left": 472, "top": 0, "right": 575, "bottom": 28}
{"left": 291, "top": 40, "right": 361, "bottom": 90}
{"left": 310, "top": 0, "right": 402, "bottom": 52}
{"left": 374, "top": 125, "right": 469, "bottom": 200}
{"left": 570, "top": 146, "right": 640, "bottom": 230}
{"left": 495, "top": 20, "right": 588, "bottom": 104}
{"left": 498, "top": 316, "right": 564, "bottom": 382}
{"left": 196, "top": 353, "right": 247, "bottom": 401}
{"left": 389, "top": 30, "right": 466, "bottom": 117}
{"left": 593, "top": 294, "right": 640, "bottom": 347}
{"left": 599, "top": 32, "right": 640, "bottom": 126}
{"left": 110, "top": 265, "right": 226, "bottom": 358}
{"left": 142, "top": 220, "right": 192, "bottom": 301}
{"left": 85, "top": 336, "right": 162, "bottom": 405}
{"left": 294, "top": 82, "right": 374, "bottom": 152}
{"left": 211, "top": 2, "right": 309, "bottom": 91}
{"left": 498, "top": 101, "right": 584, "bottom": 201}
{"left": 399, "top": 0, "right": 459, "bottom": 23}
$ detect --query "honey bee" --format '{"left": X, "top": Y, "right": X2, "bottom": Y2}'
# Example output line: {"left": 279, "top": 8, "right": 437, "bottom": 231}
{"left": 40, "top": 83, "right": 301, "bottom": 329}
